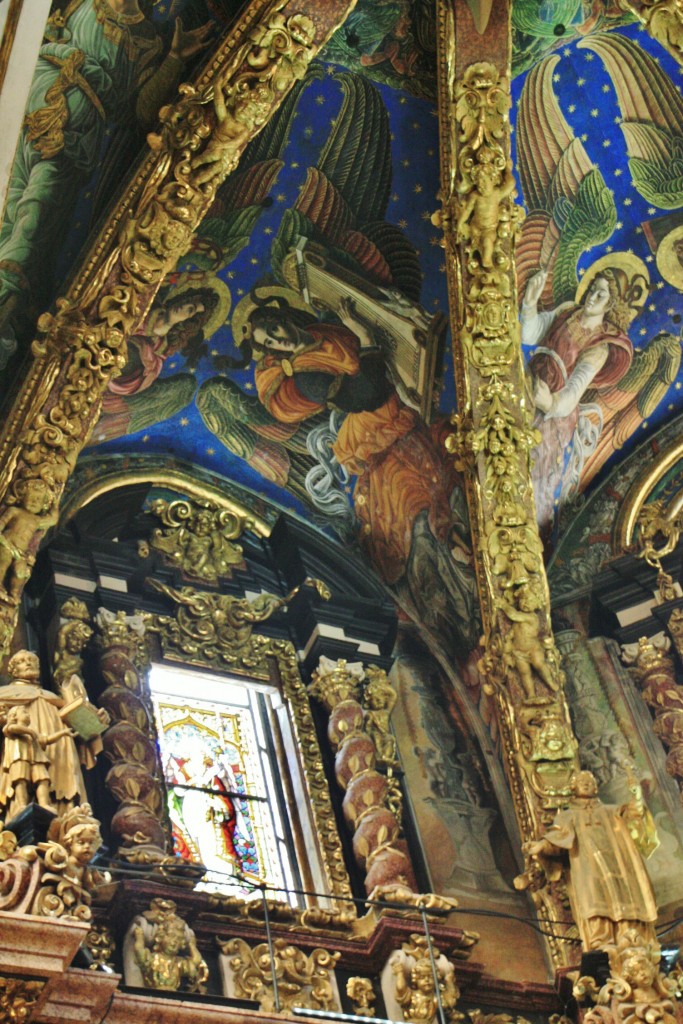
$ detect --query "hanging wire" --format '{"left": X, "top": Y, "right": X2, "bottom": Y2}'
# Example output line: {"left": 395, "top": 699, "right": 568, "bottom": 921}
{"left": 419, "top": 902, "right": 449, "bottom": 1024}
{"left": 99, "top": 859, "right": 579, "bottom": 941}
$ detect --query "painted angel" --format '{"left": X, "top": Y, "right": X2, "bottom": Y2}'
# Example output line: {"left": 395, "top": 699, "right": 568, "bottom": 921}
{"left": 89, "top": 74, "right": 313, "bottom": 446}
{"left": 516, "top": 55, "right": 681, "bottom": 533}
{"left": 578, "top": 33, "right": 683, "bottom": 211}
{"left": 197, "top": 72, "right": 460, "bottom": 586}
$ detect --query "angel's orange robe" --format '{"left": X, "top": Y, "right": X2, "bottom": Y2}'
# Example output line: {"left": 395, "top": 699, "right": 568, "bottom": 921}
{"left": 256, "top": 325, "right": 456, "bottom": 584}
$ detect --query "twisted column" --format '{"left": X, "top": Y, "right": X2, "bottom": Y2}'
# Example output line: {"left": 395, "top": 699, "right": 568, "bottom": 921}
{"left": 622, "top": 634, "right": 683, "bottom": 801}
{"left": 309, "top": 658, "right": 413, "bottom": 896}
{"left": 94, "top": 608, "right": 169, "bottom": 862}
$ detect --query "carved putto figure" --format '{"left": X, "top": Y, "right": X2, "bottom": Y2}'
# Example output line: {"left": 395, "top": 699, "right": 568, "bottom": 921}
{"left": 53, "top": 598, "right": 93, "bottom": 692}
{"left": 146, "top": 497, "right": 247, "bottom": 584}
{"left": 500, "top": 582, "right": 561, "bottom": 700}
{"left": 0, "top": 476, "right": 58, "bottom": 605}
{"left": 456, "top": 153, "right": 517, "bottom": 269}
{"left": 132, "top": 898, "right": 208, "bottom": 993}
{"left": 389, "top": 936, "right": 460, "bottom": 1024}
{"left": 519, "top": 770, "right": 659, "bottom": 952}
{"left": 578, "top": 929, "right": 678, "bottom": 1024}
{"left": 363, "top": 666, "right": 398, "bottom": 767}
{"left": 33, "top": 802, "right": 103, "bottom": 920}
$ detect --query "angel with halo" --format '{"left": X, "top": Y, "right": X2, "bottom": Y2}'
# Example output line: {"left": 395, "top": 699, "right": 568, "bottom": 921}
{"left": 515, "top": 53, "right": 681, "bottom": 534}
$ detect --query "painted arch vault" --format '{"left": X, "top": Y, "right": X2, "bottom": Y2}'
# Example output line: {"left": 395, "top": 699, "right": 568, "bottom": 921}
{"left": 2, "top": 1, "right": 683, "bottom": 616}
{"left": 3, "top": 0, "right": 683, "bottom": 965}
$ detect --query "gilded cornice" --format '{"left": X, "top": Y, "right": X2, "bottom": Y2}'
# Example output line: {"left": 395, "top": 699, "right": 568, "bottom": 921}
{"left": 0, "top": 0, "right": 359, "bottom": 657}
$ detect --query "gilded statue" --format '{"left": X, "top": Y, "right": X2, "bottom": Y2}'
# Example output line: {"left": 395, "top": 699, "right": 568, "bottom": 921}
{"left": 518, "top": 770, "right": 659, "bottom": 951}
{"left": 0, "top": 650, "right": 107, "bottom": 814}
{"left": 500, "top": 583, "right": 561, "bottom": 700}
{"left": 53, "top": 598, "right": 93, "bottom": 693}
{"left": 0, "top": 476, "right": 58, "bottom": 605}
{"left": 363, "top": 666, "right": 398, "bottom": 767}
{"left": 0, "top": 704, "right": 75, "bottom": 817}
{"left": 390, "top": 941, "right": 461, "bottom": 1024}
{"left": 456, "top": 153, "right": 517, "bottom": 269}
{"left": 133, "top": 898, "right": 208, "bottom": 993}
{"left": 146, "top": 497, "right": 247, "bottom": 584}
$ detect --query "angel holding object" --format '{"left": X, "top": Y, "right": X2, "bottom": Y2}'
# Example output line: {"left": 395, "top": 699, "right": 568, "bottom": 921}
{"left": 515, "top": 55, "right": 682, "bottom": 534}
{"left": 0, "top": 704, "right": 75, "bottom": 818}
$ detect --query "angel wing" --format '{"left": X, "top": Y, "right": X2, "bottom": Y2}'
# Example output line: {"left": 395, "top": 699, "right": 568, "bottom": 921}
{"left": 512, "top": 0, "right": 585, "bottom": 77}
{"left": 578, "top": 33, "right": 683, "bottom": 210}
{"left": 580, "top": 329, "right": 682, "bottom": 488}
{"left": 515, "top": 54, "right": 617, "bottom": 306}
{"left": 188, "top": 71, "right": 321, "bottom": 271}
{"left": 196, "top": 376, "right": 329, "bottom": 504}
{"left": 91, "top": 374, "right": 197, "bottom": 445}
{"left": 271, "top": 71, "right": 422, "bottom": 301}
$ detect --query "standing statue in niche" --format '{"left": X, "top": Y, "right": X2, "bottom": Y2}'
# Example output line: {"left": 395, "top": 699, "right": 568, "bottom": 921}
{"left": 0, "top": 650, "right": 106, "bottom": 815}
{"left": 518, "top": 770, "right": 659, "bottom": 951}
{"left": 0, "top": 704, "right": 75, "bottom": 817}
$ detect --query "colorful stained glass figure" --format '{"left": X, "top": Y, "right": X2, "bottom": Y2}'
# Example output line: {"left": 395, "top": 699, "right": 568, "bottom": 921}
{"left": 149, "top": 665, "right": 298, "bottom": 902}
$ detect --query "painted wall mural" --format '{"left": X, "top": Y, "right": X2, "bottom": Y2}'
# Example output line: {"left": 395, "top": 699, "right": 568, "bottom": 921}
{"left": 512, "top": 24, "right": 683, "bottom": 542}
{"left": 87, "top": 64, "right": 479, "bottom": 654}
{"left": 0, "top": 0, "right": 237, "bottom": 380}
{"left": 4, "top": 3, "right": 683, "bottom": 656}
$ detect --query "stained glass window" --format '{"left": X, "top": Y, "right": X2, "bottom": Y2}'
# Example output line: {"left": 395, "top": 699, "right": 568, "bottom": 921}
{"left": 149, "top": 664, "right": 301, "bottom": 903}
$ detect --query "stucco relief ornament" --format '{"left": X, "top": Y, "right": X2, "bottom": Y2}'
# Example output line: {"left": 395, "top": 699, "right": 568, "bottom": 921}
{"left": 132, "top": 897, "right": 208, "bottom": 993}
{"left": 389, "top": 934, "right": 461, "bottom": 1024}
{"left": 144, "top": 496, "right": 249, "bottom": 584}
{"left": 219, "top": 936, "right": 340, "bottom": 1013}
{"left": 576, "top": 929, "right": 679, "bottom": 1024}
{"left": 144, "top": 576, "right": 329, "bottom": 667}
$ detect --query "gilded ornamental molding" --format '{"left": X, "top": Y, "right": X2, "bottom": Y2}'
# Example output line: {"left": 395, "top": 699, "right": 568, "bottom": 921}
{"left": 0, "top": 0, "right": 359, "bottom": 658}
{"left": 434, "top": 0, "right": 580, "bottom": 965}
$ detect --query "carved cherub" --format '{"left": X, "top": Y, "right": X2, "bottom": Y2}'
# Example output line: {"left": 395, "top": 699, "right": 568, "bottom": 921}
{"left": 363, "top": 667, "right": 398, "bottom": 766}
{"left": 53, "top": 599, "right": 93, "bottom": 693}
{"left": 501, "top": 583, "right": 560, "bottom": 700}
{"left": 30, "top": 803, "right": 104, "bottom": 920}
{"left": 0, "top": 477, "right": 58, "bottom": 603}
{"left": 347, "top": 977, "right": 375, "bottom": 1016}
{"left": 133, "top": 901, "right": 208, "bottom": 993}
{"left": 456, "top": 153, "right": 516, "bottom": 268}
{"left": 392, "top": 955, "right": 461, "bottom": 1024}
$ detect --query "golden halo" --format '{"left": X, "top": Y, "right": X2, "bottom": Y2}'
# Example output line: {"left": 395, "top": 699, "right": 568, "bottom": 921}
{"left": 575, "top": 252, "right": 650, "bottom": 309}
{"left": 656, "top": 224, "right": 683, "bottom": 292}
{"left": 231, "top": 285, "right": 315, "bottom": 348}
{"left": 165, "top": 272, "right": 231, "bottom": 338}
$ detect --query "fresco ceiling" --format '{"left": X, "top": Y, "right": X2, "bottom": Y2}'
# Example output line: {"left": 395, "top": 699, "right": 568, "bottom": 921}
{"left": 2, "top": 0, "right": 683, "bottom": 659}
